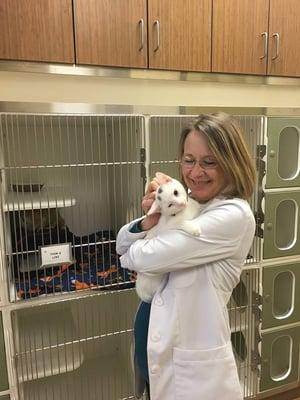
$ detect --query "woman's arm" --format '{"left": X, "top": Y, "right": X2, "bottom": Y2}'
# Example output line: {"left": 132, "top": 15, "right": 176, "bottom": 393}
{"left": 120, "top": 200, "right": 255, "bottom": 274}
{"left": 116, "top": 176, "right": 161, "bottom": 255}
{"left": 116, "top": 218, "right": 147, "bottom": 255}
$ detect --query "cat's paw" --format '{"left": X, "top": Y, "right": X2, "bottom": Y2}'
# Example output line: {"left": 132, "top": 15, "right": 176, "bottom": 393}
{"left": 180, "top": 221, "right": 201, "bottom": 237}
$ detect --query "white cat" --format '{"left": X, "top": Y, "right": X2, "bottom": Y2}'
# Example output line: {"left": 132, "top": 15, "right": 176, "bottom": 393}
{"left": 135, "top": 172, "right": 203, "bottom": 303}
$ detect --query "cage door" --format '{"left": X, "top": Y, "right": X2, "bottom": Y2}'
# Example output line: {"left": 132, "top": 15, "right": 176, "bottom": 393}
{"left": 0, "top": 312, "right": 9, "bottom": 392}
{"left": 263, "top": 192, "right": 300, "bottom": 259}
{"left": 266, "top": 118, "right": 300, "bottom": 189}
{"left": 260, "top": 326, "right": 300, "bottom": 392}
{"left": 262, "top": 263, "right": 300, "bottom": 329}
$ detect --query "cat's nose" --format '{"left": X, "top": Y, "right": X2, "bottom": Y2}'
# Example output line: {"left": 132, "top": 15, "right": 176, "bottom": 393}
{"left": 177, "top": 200, "right": 187, "bottom": 207}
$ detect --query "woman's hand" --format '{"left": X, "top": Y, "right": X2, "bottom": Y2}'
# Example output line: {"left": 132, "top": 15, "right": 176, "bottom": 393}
{"left": 141, "top": 177, "right": 161, "bottom": 231}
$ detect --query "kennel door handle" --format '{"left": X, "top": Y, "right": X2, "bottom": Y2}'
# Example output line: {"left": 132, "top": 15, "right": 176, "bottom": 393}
{"left": 153, "top": 20, "right": 160, "bottom": 52}
{"left": 264, "top": 294, "right": 271, "bottom": 303}
{"left": 139, "top": 18, "right": 144, "bottom": 51}
{"left": 266, "top": 223, "right": 273, "bottom": 230}
{"left": 269, "top": 150, "right": 276, "bottom": 158}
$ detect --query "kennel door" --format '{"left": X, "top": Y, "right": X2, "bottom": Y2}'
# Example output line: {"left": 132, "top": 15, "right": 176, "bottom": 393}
{"left": 11, "top": 289, "right": 139, "bottom": 400}
{"left": 0, "top": 113, "right": 145, "bottom": 301}
{"left": 262, "top": 263, "right": 300, "bottom": 329}
{"left": 0, "top": 312, "right": 9, "bottom": 393}
{"left": 266, "top": 118, "right": 300, "bottom": 189}
{"left": 260, "top": 326, "right": 300, "bottom": 392}
{"left": 0, "top": 312, "right": 9, "bottom": 392}
{"left": 263, "top": 191, "right": 300, "bottom": 259}
{"left": 228, "top": 268, "right": 260, "bottom": 399}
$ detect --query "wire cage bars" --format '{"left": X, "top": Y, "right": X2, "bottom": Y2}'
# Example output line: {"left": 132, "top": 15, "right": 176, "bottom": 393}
{"left": 0, "top": 113, "right": 145, "bottom": 301}
{"left": 0, "top": 111, "right": 265, "bottom": 400}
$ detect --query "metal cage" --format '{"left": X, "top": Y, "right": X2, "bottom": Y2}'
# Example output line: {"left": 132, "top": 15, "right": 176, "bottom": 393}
{"left": 0, "top": 113, "right": 145, "bottom": 302}
{"left": 0, "top": 112, "right": 266, "bottom": 400}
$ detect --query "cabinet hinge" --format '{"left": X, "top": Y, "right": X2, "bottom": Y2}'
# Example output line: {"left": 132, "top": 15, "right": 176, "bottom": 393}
{"left": 251, "top": 350, "right": 261, "bottom": 371}
{"left": 252, "top": 291, "right": 263, "bottom": 307}
{"left": 256, "top": 144, "right": 266, "bottom": 159}
{"left": 252, "top": 305, "right": 262, "bottom": 323}
{"left": 254, "top": 143, "right": 265, "bottom": 238}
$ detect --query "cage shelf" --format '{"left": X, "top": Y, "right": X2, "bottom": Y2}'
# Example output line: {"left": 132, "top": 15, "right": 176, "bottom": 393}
{"left": 20, "top": 351, "right": 133, "bottom": 400}
{"left": 3, "top": 187, "right": 76, "bottom": 212}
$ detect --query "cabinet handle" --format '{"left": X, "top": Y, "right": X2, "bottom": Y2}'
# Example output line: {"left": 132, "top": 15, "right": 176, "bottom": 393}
{"left": 138, "top": 18, "right": 144, "bottom": 51}
{"left": 272, "top": 33, "right": 280, "bottom": 60}
{"left": 260, "top": 32, "right": 268, "bottom": 60}
{"left": 153, "top": 20, "right": 160, "bottom": 52}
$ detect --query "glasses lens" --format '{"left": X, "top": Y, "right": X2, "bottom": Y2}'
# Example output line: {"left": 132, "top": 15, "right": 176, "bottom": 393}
{"left": 202, "top": 159, "right": 218, "bottom": 169}
{"left": 181, "top": 158, "right": 194, "bottom": 168}
{"left": 181, "top": 157, "right": 218, "bottom": 170}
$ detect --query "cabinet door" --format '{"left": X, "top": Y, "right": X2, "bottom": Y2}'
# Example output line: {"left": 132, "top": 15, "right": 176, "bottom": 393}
{"left": 0, "top": 0, "right": 74, "bottom": 63}
{"left": 148, "top": 0, "right": 211, "bottom": 72}
{"left": 212, "top": 0, "right": 269, "bottom": 75}
{"left": 263, "top": 192, "right": 300, "bottom": 259}
{"left": 266, "top": 118, "right": 300, "bottom": 189}
{"left": 260, "top": 327, "right": 300, "bottom": 392}
{"left": 268, "top": 0, "right": 300, "bottom": 77}
{"left": 262, "top": 263, "right": 300, "bottom": 329}
{"left": 74, "top": 0, "right": 147, "bottom": 68}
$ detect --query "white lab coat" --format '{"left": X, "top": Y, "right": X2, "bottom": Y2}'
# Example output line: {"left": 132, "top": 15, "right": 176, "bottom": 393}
{"left": 117, "top": 197, "right": 256, "bottom": 400}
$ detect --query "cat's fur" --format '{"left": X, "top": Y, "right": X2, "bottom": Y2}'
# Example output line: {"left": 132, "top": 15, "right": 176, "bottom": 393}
{"left": 135, "top": 172, "right": 203, "bottom": 303}
{"left": 20, "top": 209, "right": 65, "bottom": 232}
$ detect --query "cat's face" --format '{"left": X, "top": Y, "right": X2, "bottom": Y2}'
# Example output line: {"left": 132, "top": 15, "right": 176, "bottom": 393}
{"left": 156, "top": 179, "right": 188, "bottom": 216}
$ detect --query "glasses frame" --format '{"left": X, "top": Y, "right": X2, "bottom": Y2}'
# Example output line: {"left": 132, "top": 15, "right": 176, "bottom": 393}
{"left": 180, "top": 156, "right": 219, "bottom": 170}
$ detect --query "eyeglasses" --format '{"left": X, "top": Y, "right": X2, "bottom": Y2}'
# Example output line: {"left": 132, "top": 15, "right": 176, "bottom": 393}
{"left": 181, "top": 156, "right": 219, "bottom": 170}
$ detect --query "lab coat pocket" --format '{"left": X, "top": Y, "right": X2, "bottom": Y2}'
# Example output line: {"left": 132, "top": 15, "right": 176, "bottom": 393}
{"left": 168, "top": 267, "right": 197, "bottom": 289}
{"left": 173, "top": 342, "right": 242, "bottom": 400}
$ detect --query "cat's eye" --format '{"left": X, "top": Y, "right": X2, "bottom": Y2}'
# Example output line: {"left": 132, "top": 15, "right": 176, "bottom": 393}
{"left": 174, "top": 190, "right": 178, "bottom": 196}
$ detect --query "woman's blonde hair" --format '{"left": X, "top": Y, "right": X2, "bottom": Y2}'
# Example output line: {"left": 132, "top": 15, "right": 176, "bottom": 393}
{"left": 179, "top": 113, "right": 256, "bottom": 200}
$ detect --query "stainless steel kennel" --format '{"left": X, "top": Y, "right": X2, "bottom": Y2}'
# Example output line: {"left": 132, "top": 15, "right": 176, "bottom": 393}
{"left": 0, "top": 112, "right": 300, "bottom": 399}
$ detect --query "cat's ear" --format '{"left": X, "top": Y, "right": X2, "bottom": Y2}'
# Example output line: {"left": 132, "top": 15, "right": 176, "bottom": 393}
{"left": 155, "top": 172, "right": 172, "bottom": 185}
{"left": 147, "top": 200, "right": 161, "bottom": 215}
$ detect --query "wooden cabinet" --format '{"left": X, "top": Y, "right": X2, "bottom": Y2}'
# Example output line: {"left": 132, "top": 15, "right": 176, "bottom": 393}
{"left": 268, "top": 0, "right": 300, "bottom": 77}
{"left": 74, "top": 0, "right": 148, "bottom": 68}
{"left": 212, "top": 0, "right": 269, "bottom": 75}
{"left": 0, "top": 0, "right": 74, "bottom": 63}
{"left": 74, "top": 0, "right": 211, "bottom": 72}
{"left": 148, "top": 0, "right": 212, "bottom": 72}
{"left": 1, "top": 0, "right": 300, "bottom": 77}
{"left": 212, "top": 0, "right": 300, "bottom": 77}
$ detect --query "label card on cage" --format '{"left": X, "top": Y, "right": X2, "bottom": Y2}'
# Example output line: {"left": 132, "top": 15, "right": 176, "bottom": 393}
{"left": 40, "top": 243, "right": 73, "bottom": 266}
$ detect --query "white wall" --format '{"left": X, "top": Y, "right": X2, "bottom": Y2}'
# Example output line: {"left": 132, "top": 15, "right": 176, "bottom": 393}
{"left": 1, "top": 71, "right": 300, "bottom": 108}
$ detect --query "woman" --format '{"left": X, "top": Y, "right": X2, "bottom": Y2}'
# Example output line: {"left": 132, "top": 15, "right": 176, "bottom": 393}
{"left": 116, "top": 113, "right": 256, "bottom": 400}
